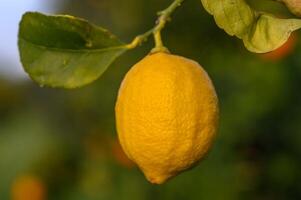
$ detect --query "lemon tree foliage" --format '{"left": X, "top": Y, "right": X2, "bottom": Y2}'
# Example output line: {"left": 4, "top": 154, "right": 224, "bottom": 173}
{"left": 201, "top": 0, "right": 301, "bottom": 53}
{"left": 18, "top": 12, "right": 127, "bottom": 88}
{"left": 18, "top": 1, "right": 301, "bottom": 89}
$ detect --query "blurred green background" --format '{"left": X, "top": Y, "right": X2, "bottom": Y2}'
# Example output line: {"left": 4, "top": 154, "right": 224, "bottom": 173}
{"left": 1, "top": 0, "right": 301, "bottom": 199}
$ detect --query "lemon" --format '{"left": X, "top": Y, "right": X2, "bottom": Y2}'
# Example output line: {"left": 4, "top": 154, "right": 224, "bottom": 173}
{"left": 115, "top": 52, "right": 219, "bottom": 184}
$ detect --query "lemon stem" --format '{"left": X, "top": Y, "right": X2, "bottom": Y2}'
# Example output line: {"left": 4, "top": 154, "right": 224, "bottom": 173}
{"left": 126, "top": 0, "right": 185, "bottom": 52}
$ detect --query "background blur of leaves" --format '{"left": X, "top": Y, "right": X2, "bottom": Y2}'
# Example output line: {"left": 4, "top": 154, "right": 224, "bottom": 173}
{"left": 1, "top": 0, "right": 301, "bottom": 199}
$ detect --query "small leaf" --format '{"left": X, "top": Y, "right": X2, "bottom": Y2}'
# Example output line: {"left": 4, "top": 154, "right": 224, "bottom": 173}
{"left": 18, "top": 12, "right": 127, "bottom": 88}
{"left": 243, "top": 14, "right": 301, "bottom": 52}
{"left": 201, "top": 0, "right": 255, "bottom": 38}
{"left": 201, "top": 0, "right": 301, "bottom": 53}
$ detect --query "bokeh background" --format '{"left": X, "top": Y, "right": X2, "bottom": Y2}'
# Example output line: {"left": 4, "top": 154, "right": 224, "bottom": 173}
{"left": 1, "top": 0, "right": 301, "bottom": 199}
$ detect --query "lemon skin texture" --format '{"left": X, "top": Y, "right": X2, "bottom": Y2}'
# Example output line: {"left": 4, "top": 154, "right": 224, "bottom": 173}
{"left": 115, "top": 52, "right": 219, "bottom": 184}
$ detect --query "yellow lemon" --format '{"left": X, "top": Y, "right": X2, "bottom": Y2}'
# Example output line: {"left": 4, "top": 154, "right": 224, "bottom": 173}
{"left": 115, "top": 52, "right": 219, "bottom": 184}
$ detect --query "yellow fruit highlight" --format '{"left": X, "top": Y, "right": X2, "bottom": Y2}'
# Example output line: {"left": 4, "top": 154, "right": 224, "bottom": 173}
{"left": 11, "top": 175, "right": 46, "bottom": 200}
{"left": 115, "top": 52, "right": 219, "bottom": 184}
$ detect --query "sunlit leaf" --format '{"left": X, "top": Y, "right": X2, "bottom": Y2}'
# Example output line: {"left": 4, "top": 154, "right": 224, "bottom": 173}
{"left": 201, "top": 0, "right": 301, "bottom": 53}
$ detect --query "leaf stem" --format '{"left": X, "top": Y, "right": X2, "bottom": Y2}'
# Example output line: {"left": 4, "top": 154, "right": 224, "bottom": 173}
{"left": 125, "top": 0, "right": 185, "bottom": 53}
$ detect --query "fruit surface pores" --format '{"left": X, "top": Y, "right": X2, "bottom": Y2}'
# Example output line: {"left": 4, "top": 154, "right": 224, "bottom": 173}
{"left": 115, "top": 52, "right": 219, "bottom": 184}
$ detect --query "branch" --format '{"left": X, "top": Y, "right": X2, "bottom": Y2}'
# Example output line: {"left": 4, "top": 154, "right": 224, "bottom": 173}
{"left": 125, "top": 0, "right": 185, "bottom": 52}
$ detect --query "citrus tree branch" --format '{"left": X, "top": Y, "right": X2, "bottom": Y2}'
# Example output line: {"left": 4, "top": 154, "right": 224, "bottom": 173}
{"left": 126, "top": 0, "right": 185, "bottom": 52}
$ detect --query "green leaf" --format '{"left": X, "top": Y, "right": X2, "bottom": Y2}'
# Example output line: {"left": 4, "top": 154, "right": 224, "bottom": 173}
{"left": 201, "top": 0, "right": 301, "bottom": 53}
{"left": 18, "top": 12, "right": 127, "bottom": 88}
